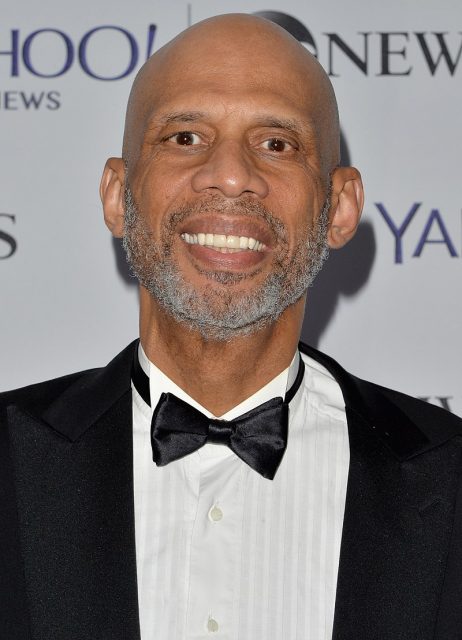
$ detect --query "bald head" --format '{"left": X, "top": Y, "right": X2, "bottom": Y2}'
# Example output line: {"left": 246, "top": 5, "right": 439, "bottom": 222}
{"left": 122, "top": 14, "right": 340, "bottom": 174}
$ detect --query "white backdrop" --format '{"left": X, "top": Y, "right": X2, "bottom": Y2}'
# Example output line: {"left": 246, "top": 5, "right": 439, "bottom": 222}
{"left": 1, "top": 0, "right": 461, "bottom": 417}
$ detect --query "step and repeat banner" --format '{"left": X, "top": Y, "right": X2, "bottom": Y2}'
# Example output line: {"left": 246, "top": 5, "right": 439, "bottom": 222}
{"left": 1, "top": 0, "right": 461, "bottom": 416}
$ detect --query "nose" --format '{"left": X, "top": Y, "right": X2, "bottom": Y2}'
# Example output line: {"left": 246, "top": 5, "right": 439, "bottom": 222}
{"left": 190, "top": 139, "right": 269, "bottom": 199}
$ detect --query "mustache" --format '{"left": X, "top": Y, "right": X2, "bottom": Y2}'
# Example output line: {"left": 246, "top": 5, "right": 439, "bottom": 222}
{"left": 160, "top": 195, "right": 289, "bottom": 242}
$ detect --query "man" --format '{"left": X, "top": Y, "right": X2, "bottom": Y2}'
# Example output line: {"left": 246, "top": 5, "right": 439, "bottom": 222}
{"left": 1, "top": 13, "right": 461, "bottom": 640}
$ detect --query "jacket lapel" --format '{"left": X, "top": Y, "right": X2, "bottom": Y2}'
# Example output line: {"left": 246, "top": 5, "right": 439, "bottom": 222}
{"left": 332, "top": 406, "right": 460, "bottom": 639}
{"left": 7, "top": 342, "right": 141, "bottom": 640}
{"left": 0, "top": 404, "right": 32, "bottom": 639}
{"left": 298, "top": 344, "right": 462, "bottom": 639}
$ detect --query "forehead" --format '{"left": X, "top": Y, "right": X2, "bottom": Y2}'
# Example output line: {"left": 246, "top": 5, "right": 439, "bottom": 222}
{"left": 141, "top": 54, "right": 319, "bottom": 131}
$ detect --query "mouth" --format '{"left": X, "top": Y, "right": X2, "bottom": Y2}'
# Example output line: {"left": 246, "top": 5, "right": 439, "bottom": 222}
{"left": 180, "top": 232, "right": 266, "bottom": 254}
{"left": 174, "top": 210, "right": 277, "bottom": 273}
{"left": 177, "top": 219, "right": 272, "bottom": 272}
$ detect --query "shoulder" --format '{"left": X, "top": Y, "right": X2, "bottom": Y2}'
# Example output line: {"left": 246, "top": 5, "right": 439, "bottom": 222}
{"left": 0, "top": 368, "right": 102, "bottom": 415}
{"left": 0, "top": 340, "right": 138, "bottom": 429}
{"left": 357, "top": 376, "right": 462, "bottom": 438}
{"left": 299, "top": 341, "right": 462, "bottom": 456}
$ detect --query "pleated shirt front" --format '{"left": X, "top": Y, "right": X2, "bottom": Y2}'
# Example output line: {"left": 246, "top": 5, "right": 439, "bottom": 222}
{"left": 132, "top": 345, "right": 349, "bottom": 640}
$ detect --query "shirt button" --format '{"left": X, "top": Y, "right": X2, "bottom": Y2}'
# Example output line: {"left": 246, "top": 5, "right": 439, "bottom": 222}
{"left": 208, "top": 505, "right": 223, "bottom": 522}
{"left": 207, "top": 617, "right": 219, "bottom": 632}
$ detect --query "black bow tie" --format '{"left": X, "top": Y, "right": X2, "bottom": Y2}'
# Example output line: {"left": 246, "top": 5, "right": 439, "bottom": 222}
{"left": 131, "top": 346, "right": 305, "bottom": 480}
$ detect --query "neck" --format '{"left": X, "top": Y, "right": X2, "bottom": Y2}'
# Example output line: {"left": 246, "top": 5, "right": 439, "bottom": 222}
{"left": 139, "top": 287, "right": 305, "bottom": 416}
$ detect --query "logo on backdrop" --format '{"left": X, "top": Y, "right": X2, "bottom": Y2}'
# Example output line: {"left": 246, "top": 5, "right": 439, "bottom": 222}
{"left": 1, "top": 13, "right": 461, "bottom": 109}
{"left": 375, "top": 203, "right": 460, "bottom": 263}
{"left": 254, "top": 11, "right": 462, "bottom": 77}
{"left": 0, "top": 24, "right": 157, "bottom": 110}
{"left": 0, "top": 213, "right": 17, "bottom": 259}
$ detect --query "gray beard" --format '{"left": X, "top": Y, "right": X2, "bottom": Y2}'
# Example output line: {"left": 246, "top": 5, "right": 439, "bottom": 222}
{"left": 122, "top": 187, "right": 330, "bottom": 341}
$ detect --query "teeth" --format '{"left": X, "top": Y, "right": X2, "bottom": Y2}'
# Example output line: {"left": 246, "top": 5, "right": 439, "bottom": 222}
{"left": 181, "top": 233, "right": 266, "bottom": 252}
{"left": 226, "top": 235, "right": 240, "bottom": 249}
{"left": 215, "top": 234, "right": 227, "bottom": 248}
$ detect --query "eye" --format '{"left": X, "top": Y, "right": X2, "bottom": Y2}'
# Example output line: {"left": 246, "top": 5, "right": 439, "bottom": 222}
{"left": 261, "top": 138, "right": 291, "bottom": 152}
{"left": 168, "top": 131, "right": 202, "bottom": 146}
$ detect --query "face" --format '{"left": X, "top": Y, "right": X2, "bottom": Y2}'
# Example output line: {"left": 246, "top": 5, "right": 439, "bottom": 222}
{"left": 123, "top": 184, "right": 330, "bottom": 340}
{"left": 122, "top": 30, "right": 334, "bottom": 340}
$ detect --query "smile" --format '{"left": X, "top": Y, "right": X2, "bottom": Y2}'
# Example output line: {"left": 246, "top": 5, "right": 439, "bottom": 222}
{"left": 181, "top": 232, "right": 266, "bottom": 253}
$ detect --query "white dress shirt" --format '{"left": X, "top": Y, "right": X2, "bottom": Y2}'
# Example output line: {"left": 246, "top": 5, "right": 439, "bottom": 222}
{"left": 132, "top": 344, "right": 349, "bottom": 640}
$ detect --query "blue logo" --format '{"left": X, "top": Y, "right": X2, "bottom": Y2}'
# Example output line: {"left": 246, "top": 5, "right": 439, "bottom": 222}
{"left": 0, "top": 25, "right": 157, "bottom": 80}
{"left": 376, "top": 202, "right": 460, "bottom": 263}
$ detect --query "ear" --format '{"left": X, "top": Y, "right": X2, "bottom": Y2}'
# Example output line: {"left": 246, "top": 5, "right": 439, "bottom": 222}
{"left": 100, "top": 157, "right": 126, "bottom": 238}
{"left": 327, "top": 166, "right": 364, "bottom": 249}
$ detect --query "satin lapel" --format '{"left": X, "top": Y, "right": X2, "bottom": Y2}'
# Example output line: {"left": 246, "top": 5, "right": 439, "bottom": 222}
{"left": 0, "top": 405, "right": 32, "bottom": 639}
{"left": 332, "top": 406, "right": 461, "bottom": 640}
{"left": 8, "top": 377, "right": 140, "bottom": 639}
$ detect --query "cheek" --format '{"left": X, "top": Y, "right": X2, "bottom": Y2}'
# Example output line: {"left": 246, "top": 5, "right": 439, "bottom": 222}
{"left": 270, "top": 188, "right": 313, "bottom": 244}
{"left": 139, "top": 164, "right": 195, "bottom": 218}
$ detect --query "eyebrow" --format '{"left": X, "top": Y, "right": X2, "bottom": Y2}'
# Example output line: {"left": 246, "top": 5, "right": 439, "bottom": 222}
{"left": 253, "top": 117, "right": 309, "bottom": 137}
{"left": 150, "top": 111, "right": 312, "bottom": 137}
{"left": 157, "top": 111, "right": 207, "bottom": 125}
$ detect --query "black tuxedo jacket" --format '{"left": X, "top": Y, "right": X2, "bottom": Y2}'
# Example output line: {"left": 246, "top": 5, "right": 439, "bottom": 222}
{"left": 1, "top": 340, "right": 462, "bottom": 639}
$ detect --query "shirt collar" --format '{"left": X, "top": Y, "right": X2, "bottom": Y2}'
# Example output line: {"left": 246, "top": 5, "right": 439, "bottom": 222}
{"left": 138, "top": 341, "right": 299, "bottom": 420}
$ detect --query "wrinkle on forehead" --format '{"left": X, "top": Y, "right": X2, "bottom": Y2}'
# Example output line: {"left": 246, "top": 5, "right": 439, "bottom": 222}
{"left": 123, "top": 13, "right": 339, "bottom": 174}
